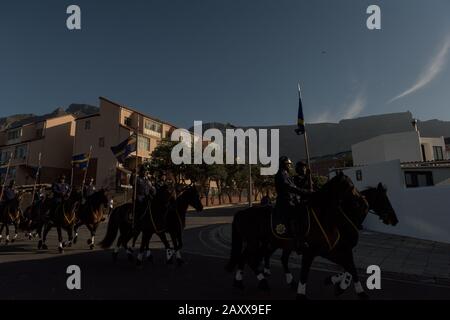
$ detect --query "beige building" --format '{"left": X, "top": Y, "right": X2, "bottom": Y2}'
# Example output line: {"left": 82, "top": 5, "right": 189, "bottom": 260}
{"left": 0, "top": 113, "right": 76, "bottom": 186}
{"left": 73, "top": 97, "right": 177, "bottom": 189}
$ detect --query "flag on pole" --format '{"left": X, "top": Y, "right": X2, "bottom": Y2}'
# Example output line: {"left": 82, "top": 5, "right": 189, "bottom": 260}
{"left": 111, "top": 135, "right": 137, "bottom": 164}
{"left": 295, "top": 83, "right": 306, "bottom": 135}
{"left": 72, "top": 153, "right": 90, "bottom": 169}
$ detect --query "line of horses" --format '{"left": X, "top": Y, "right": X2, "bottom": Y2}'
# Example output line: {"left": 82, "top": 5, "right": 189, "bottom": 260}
{"left": 0, "top": 173, "right": 399, "bottom": 300}
{"left": 0, "top": 184, "right": 204, "bottom": 265}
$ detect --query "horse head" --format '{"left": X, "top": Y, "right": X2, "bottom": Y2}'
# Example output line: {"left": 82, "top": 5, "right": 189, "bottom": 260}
{"left": 184, "top": 184, "right": 203, "bottom": 212}
{"left": 362, "top": 183, "right": 399, "bottom": 226}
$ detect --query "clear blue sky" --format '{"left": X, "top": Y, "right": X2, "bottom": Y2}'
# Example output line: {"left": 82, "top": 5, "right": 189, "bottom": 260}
{"left": 1, "top": 0, "right": 450, "bottom": 128}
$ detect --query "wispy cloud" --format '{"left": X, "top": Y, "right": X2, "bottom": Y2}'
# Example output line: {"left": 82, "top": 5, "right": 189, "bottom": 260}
{"left": 310, "top": 93, "right": 366, "bottom": 123}
{"left": 343, "top": 94, "right": 366, "bottom": 119}
{"left": 388, "top": 36, "right": 450, "bottom": 103}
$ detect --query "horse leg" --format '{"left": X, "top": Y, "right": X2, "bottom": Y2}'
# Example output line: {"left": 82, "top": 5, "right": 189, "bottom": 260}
{"left": 246, "top": 242, "right": 269, "bottom": 291}
{"left": 262, "top": 243, "right": 273, "bottom": 277}
{"left": 41, "top": 223, "right": 51, "bottom": 250}
{"left": 281, "top": 248, "right": 296, "bottom": 288}
{"left": 12, "top": 222, "right": 19, "bottom": 242}
{"left": 172, "top": 231, "right": 184, "bottom": 266}
{"left": 57, "top": 226, "right": 64, "bottom": 253}
{"left": 165, "top": 233, "right": 176, "bottom": 264}
{"left": 296, "top": 251, "right": 315, "bottom": 300}
{"left": 5, "top": 224, "right": 10, "bottom": 244}
{"left": 137, "top": 231, "right": 150, "bottom": 267}
{"left": 0, "top": 223, "right": 4, "bottom": 243}
{"left": 73, "top": 221, "right": 82, "bottom": 244}
{"left": 331, "top": 251, "right": 369, "bottom": 300}
{"left": 65, "top": 226, "right": 74, "bottom": 248}
{"left": 112, "top": 236, "right": 121, "bottom": 262}
{"left": 87, "top": 225, "right": 96, "bottom": 250}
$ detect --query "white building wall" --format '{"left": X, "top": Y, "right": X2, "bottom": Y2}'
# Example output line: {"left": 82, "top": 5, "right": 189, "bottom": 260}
{"left": 340, "top": 160, "right": 450, "bottom": 244}
{"left": 352, "top": 131, "right": 422, "bottom": 166}
{"left": 420, "top": 137, "right": 446, "bottom": 161}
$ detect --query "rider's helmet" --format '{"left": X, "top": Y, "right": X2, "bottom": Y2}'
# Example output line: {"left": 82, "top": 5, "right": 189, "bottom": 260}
{"left": 279, "top": 156, "right": 292, "bottom": 169}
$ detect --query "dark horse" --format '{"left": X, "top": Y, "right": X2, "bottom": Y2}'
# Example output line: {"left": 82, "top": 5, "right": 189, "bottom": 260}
{"left": 226, "top": 173, "right": 375, "bottom": 299}
{"left": 0, "top": 192, "right": 24, "bottom": 244}
{"left": 100, "top": 185, "right": 174, "bottom": 263}
{"left": 260, "top": 183, "right": 399, "bottom": 290}
{"left": 137, "top": 184, "right": 204, "bottom": 266}
{"left": 73, "top": 189, "right": 109, "bottom": 249}
{"left": 39, "top": 190, "right": 83, "bottom": 253}
{"left": 22, "top": 196, "right": 52, "bottom": 242}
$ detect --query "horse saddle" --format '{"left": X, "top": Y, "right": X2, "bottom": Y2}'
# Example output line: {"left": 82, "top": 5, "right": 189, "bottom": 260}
{"left": 270, "top": 206, "right": 293, "bottom": 239}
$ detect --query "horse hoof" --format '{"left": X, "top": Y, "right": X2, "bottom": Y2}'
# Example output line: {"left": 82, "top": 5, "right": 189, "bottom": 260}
{"left": 62, "top": 242, "right": 67, "bottom": 248}
{"left": 87, "top": 239, "right": 92, "bottom": 245}
{"left": 73, "top": 237, "right": 78, "bottom": 244}
{"left": 90, "top": 244, "right": 95, "bottom": 250}
{"left": 68, "top": 242, "right": 72, "bottom": 248}
{"left": 233, "top": 279, "right": 244, "bottom": 290}
{"left": 11, "top": 238, "right": 15, "bottom": 243}
{"left": 176, "top": 258, "right": 184, "bottom": 266}
{"left": 258, "top": 279, "right": 270, "bottom": 291}
{"left": 38, "top": 240, "right": 43, "bottom": 250}
{"left": 324, "top": 276, "right": 333, "bottom": 286}
{"left": 42, "top": 244, "right": 48, "bottom": 250}
{"left": 358, "top": 292, "right": 369, "bottom": 300}
{"left": 296, "top": 294, "right": 308, "bottom": 301}
{"left": 58, "top": 247, "right": 64, "bottom": 254}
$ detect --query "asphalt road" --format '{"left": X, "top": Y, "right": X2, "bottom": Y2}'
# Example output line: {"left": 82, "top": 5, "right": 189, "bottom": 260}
{"left": 0, "top": 205, "right": 449, "bottom": 300}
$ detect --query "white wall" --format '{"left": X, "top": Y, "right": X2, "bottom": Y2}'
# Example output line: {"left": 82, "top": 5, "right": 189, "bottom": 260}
{"left": 341, "top": 160, "right": 450, "bottom": 244}
{"left": 352, "top": 131, "right": 422, "bottom": 166}
{"left": 420, "top": 137, "right": 447, "bottom": 161}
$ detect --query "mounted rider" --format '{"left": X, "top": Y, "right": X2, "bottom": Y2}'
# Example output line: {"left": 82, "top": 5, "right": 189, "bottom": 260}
{"left": 83, "top": 177, "right": 96, "bottom": 202}
{"left": 131, "top": 165, "right": 156, "bottom": 221}
{"left": 275, "top": 156, "right": 311, "bottom": 251}
{"left": 50, "top": 175, "right": 71, "bottom": 218}
{"left": 2, "top": 180, "right": 17, "bottom": 204}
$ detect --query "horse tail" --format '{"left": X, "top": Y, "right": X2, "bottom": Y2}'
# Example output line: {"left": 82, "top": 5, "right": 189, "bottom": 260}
{"left": 225, "top": 210, "right": 244, "bottom": 272}
{"left": 100, "top": 206, "right": 122, "bottom": 249}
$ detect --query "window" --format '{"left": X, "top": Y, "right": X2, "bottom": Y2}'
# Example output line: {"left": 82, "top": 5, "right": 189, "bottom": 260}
{"left": 144, "top": 119, "right": 162, "bottom": 133}
{"left": 138, "top": 136, "right": 150, "bottom": 152}
{"left": 7, "top": 129, "right": 21, "bottom": 141}
{"left": 433, "top": 146, "right": 444, "bottom": 161}
{"left": 36, "top": 128, "right": 44, "bottom": 138}
{"left": 404, "top": 171, "right": 434, "bottom": 188}
{"left": 99, "top": 137, "right": 105, "bottom": 148}
{"left": 85, "top": 120, "right": 91, "bottom": 130}
{"left": 124, "top": 117, "right": 133, "bottom": 127}
{"left": 14, "top": 145, "right": 27, "bottom": 160}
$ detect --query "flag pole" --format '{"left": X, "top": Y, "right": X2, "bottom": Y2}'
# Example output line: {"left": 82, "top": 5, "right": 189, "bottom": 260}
{"left": 296, "top": 83, "right": 313, "bottom": 190}
{"left": 132, "top": 115, "right": 140, "bottom": 229}
{"left": 30, "top": 152, "right": 42, "bottom": 207}
{"left": 81, "top": 146, "right": 93, "bottom": 195}
{"left": 0, "top": 153, "right": 14, "bottom": 201}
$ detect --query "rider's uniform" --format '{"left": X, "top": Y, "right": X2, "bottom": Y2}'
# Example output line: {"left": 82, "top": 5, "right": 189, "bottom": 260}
{"left": 133, "top": 176, "right": 156, "bottom": 220}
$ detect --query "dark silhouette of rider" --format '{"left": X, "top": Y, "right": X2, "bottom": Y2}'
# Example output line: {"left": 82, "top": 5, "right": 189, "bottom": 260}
{"left": 275, "top": 157, "right": 310, "bottom": 252}
{"left": 50, "top": 175, "right": 71, "bottom": 221}
{"left": 132, "top": 166, "right": 156, "bottom": 221}
{"left": 2, "top": 180, "right": 17, "bottom": 204}
{"left": 83, "top": 177, "right": 96, "bottom": 202}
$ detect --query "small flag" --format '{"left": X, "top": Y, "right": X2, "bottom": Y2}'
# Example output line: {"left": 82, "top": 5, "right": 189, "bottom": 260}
{"left": 295, "top": 83, "right": 305, "bottom": 135}
{"left": 111, "top": 135, "right": 137, "bottom": 164}
{"left": 72, "top": 153, "right": 89, "bottom": 169}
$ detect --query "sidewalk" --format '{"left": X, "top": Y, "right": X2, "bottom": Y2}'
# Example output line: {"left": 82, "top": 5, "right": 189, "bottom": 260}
{"left": 218, "top": 224, "right": 450, "bottom": 285}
